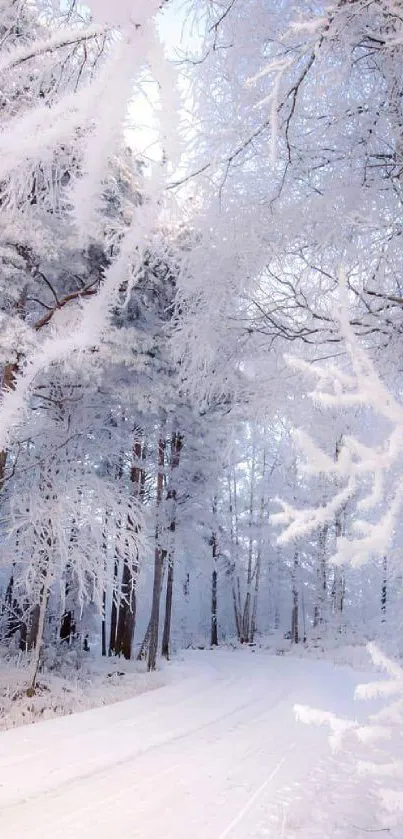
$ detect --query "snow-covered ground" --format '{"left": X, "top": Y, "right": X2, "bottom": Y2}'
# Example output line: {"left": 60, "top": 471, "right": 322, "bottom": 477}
{"left": 0, "top": 647, "right": 398, "bottom": 839}
{"left": 0, "top": 636, "right": 375, "bottom": 731}
{"left": 0, "top": 653, "right": 164, "bottom": 730}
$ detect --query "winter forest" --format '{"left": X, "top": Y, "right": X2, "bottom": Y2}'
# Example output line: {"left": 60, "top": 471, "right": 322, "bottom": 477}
{"left": 1, "top": 0, "right": 403, "bottom": 835}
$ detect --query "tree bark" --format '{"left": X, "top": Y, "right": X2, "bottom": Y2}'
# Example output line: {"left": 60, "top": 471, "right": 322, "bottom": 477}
{"left": 148, "top": 434, "right": 166, "bottom": 672}
{"left": 108, "top": 548, "right": 119, "bottom": 656}
{"left": 115, "top": 438, "right": 145, "bottom": 659}
{"left": 109, "top": 455, "right": 125, "bottom": 656}
{"left": 27, "top": 577, "right": 50, "bottom": 696}
{"left": 101, "top": 590, "right": 107, "bottom": 657}
{"left": 333, "top": 436, "right": 346, "bottom": 624}
{"left": 291, "top": 551, "right": 299, "bottom": 644}
{"left": 251, "top": 449, "right": 266, "bottom": 643}
{"left": 210, "top": 504, "right": 218, "bottom": 647}
{"left": 27, "top": 510, "right": 54, "bottom": 694}
{"left": 242, "top": 444, "right": 256, "bottom": 643}
{"left": 381, "top": 555, "right": 387, "bottom": 622}
{"left": 161, "top": 559, "right": 174, "bottom": 658}
{"left": 314, "top": 523, "right": 328, "bottom": 627}
{"left": 101, "top": 509, "right": 109, "bottom": 657}
{"left": 137, "top": 617, "right": 151, "bottom": 661}
{"left": 228, "top": 472, "right": 242, "bottom": 641}
{"left": 161, "top": 431, "right": 182, "bottom": 660}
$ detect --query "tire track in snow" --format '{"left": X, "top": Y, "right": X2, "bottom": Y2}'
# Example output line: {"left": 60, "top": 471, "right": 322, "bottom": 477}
{"left": 217, "top": 747, "right": 294, "bottom": 839}
{"left": 0, "top": 653, "right": 373, "bottom": 839}
{"left": 0, "top": 675, "right": 291, "bottom": 814}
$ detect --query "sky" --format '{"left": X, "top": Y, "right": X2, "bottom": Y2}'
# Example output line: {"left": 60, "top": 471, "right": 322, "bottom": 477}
{"left": 125, "top": 1, "right": 202, "bottom": 165}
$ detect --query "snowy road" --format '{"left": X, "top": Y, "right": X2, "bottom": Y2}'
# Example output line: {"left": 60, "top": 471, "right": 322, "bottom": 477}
{"left": 0, "top": 650, "right": 379, "bottom": 838}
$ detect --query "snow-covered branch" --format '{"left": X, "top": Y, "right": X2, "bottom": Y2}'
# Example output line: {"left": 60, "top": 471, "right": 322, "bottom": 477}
{"left": 272, "top": 277, "right": 403, "bottom": 566}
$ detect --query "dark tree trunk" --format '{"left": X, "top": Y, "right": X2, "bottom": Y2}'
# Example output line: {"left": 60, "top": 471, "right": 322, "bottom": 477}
{"left": 148, "top": 435, "right": 166, "bottom": 672}
{"left": 115, "top": 557, "right": 137, "bottom": 659}
{"left": 148, "top": 545, "right": 166, "bottom": 671}
{"left": 101, "top": 589, "right": 107, "bottom": 657}
{"left": 333, "top": 437, "right": 346, "bottom": 625}
{"left": 291, "top": 599, "right": 299, "bottom": 644}
{"left": 211, "top": 568, "right": 218, "bottom": 647}
{"left": 137, "top": 618, "right": 151, "bottom": 661}
{"left": 27, "top": 578, "right": 50, "bottom": 696}
{"left": 109, "top": 457, "right": 125, "bottom": 656}
{"left": 161, "top": 432, "right": 182, "bottom": 660}
{"left": 161, "top": 559, "right": 174, "bottom": 658}
{"left": 250, "top": 552, "right": 261, "bottom": 643}
{"left": 314, "top": 523, "right": 328, "bottom": 627}
{"left": 291, "top": 552, "right": 299, "bottom": 644}
{"left": 251, "top": 452, "right": 266, "bottom": 644}
{"left": 27, "top": 463, "right": 58, "bottom": 674}
{"left": 381, "top": 555, "right": 387, "bottom": 622}
{"left": 232, "top": 580, "right": 242, "bottom": 641}
{"left": 241, "top": 447, "right": 256, "bottom": 644}
{"left": 60, "top": 611, "right": 73, "bottom": 643}
{"left": 27, "top": 504, "right": 54, "bottom": 695}
{"left": 210, "top": 510, "right": 218, "bottom": 647}
{"left": 101, "top": 510, "right": 109, "bottom": 657}
{"left": 27, "top": 604, "right": 40, "bottom": 650}
{"left": 241, "top": 594, "right": 250, "bottom": 643}
{"left": 3, "top": 571, "right": 22, "bottom": 641}
{"left": 108, "top": 551, "right": 119, "bottom": 656}
{"left": 19, "top": 607, "right": 28, "bottom": 652}
{"left": 115, "top": 438, "right": 145, "bottom": 660}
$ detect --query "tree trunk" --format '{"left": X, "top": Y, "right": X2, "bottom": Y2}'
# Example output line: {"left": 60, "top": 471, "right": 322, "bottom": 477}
{"left": 331, "top": 436, "right": 347, "bottom": 626}
{"left": 101, "top": 509, "right": 109, "bottom": 657}
{"left": 228, "top": 473, "right": 242, "bottom": 641}
{"left": 250, "top": 553, "right": 261, "bottom": 643}
{"left": 291, "top": 551, "right": 299, "bottom": 644}
{"left": 148, "top": 550, "right": 165, "bottom": 671}
{"left": 108, "top": 549, "right": 119, "bottom": 656}
{"left": 161, "top": 431, "right": 182, "bottom": 660}
{"left": 137, "top": 618, "right": 151, "bottom": 661}
{"left": 109, "top": 456, "right": 125, "bottom": 656}
{"left": 115, "top": 438, "right": 145, "bottom": 659}
{"left": 211, "top": 569, "right": 218, "bottom": 647}
{"left": 3, "top": 568, "right": 22, "bottom": 641}
{"left": 27, "top": 575, "right": 50, "bottom": 696}
{"left": 232, "top": 582, "right": 242, "bottom": 641}
{"left": 314, "top": 523, "right": 328, "bottom": 627}
{"left": 27, "top": 532, "right": 52, "bottom": 696}
{"left": 242, "top": 445, "right": 256, "bottom": 643}
{"left": 114, "top": 557, "right": 137, "bottom": 659}
{"left": 101, "top": 590, "right": 107, "bottom": 657}
{"left": 381, "top": 555, "right": 387, "bottom": 622}
{"left": 301, "top": 590, "right": 307, "bottom": 644}
{"left": 26, "top": 465, "right": 55, "bottom": 660}
{"left": 27, "top": 603, "right": 40, "bottom": 651}
{"left": 161, "top": 559, "right": 174, "bottom": 658}
{"left": 251, "top": 449, "right": 266, "bottom": 643}
{"left": 148, "top": 434, "right": 166, "bottom": 672}
{"left": 242, "top": 593, "right": 250, "bottom": 643}
{"left": 210, "top": 510, "right": 218, "bottom": 647}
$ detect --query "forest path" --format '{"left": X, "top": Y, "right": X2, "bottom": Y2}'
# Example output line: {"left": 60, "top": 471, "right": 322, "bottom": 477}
{"left": 0, "top": 649, "right": 381, "bottom": 838}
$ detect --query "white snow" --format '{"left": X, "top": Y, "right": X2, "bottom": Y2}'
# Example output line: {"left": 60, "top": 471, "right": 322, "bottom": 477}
{"left": 0, "top": 655, "right": 164, "bottom": 730}
{"left": 0, "top": 648, "right": 394, "bottom": 839}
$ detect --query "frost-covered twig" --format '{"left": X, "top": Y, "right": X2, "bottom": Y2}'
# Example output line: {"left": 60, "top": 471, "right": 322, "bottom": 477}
{"left": 0, "top": 24, "right": 108, "bottom": 74}
{"left": 0, "top": 0, "right": 177, "bottom": 450}
{"left": 271, "top": 274, "right": 403, "bottom": 566}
